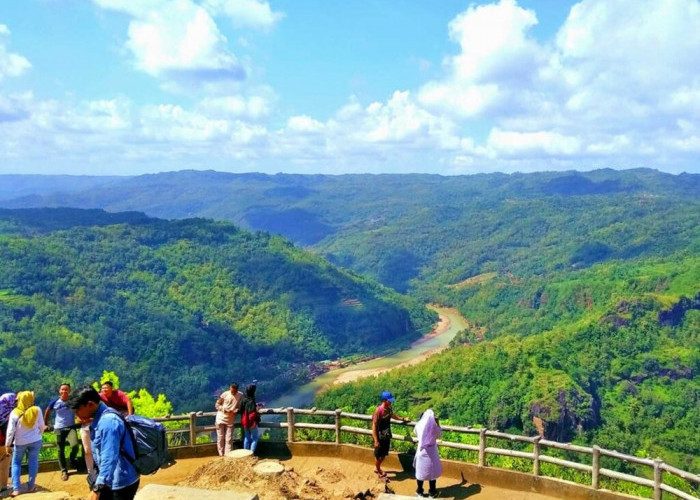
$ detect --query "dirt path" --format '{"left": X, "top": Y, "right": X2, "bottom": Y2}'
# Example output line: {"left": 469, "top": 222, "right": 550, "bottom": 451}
{"left": 25, "top": 455, "right": 561, "bottom": 500}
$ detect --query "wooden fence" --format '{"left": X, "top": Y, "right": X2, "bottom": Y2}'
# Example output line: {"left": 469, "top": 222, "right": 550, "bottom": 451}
{"left": 40, "top": 407, "right": 699, "bottom": 500}
{"left": 147, "top": 407, "right": 699, "bottom": 500}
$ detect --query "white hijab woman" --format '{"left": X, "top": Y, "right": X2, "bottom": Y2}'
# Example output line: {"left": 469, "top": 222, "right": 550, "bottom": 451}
{"left": 413, "top": 409, "right": 442, "bottom": 497}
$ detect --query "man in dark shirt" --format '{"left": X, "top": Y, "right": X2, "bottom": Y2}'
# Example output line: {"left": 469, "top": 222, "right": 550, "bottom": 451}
{"left": 372, "top": 390, "right": 409, "bottom": 478}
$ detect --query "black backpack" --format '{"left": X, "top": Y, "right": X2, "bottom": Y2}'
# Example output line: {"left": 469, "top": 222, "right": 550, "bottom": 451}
{"left": 110, "top": 410, "right": 173, "bottom": 475}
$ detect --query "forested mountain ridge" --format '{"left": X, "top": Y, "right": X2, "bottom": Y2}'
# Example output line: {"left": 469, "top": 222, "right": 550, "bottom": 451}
{"left": 317, "top": 252, "right": 700, "bottom": 474}
{"left": 1, "top": 169, "right": 697, "bottom": 293}
{"left": 0, "top": 208, "right": 435, "bottom": 410}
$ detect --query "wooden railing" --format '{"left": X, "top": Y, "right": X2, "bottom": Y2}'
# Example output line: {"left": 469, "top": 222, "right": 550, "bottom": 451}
{"left": 147, "top": 407, "right": 699, "bottom": 500}
{"left": 41, "top": 407, "right": 699, "bottom": 500}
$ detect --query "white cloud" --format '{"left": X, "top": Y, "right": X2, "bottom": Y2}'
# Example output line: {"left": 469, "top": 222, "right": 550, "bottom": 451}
{"left": 91, "top": 0, "right": 246, "bottom": 87}
{"left": 286, "top": 115, "right": 324, "bottom": 133}
{"left": 128, "top": 2, "right": 244, "bottom": 82}
{"left": 203, "top": 0, "right": 283, "bottom": 30}
{"left": 0, "top": 24, "right": 31, "bottom": 82}
{"left": 4, "top": 0, "right": 700, "bottom": 175}
{"left": 410, "top": 0, "right": 700, "bottom": 172}
{"left": 139, "top": 103, "right": 230, "bottom": 141}
{"left": 417, "top": 0, "right": 543, "bottom": 118}
{"left": 487, "top": 128, "right": 581, "bottom": 157}
{"left": 197, "top": 90, "right": 274, "bottom": 120}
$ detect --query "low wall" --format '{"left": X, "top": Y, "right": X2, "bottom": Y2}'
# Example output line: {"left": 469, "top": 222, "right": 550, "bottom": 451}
{"left": 33, "top": 440, "right": 638, "bottom": 500}
{"left": 281, "top": 442, "right": 639, "bottom": 500}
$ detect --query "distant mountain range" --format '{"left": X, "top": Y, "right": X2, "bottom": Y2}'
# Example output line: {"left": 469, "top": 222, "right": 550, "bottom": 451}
{"left": 2, "top": 169, "right": 698, "bottom": 293}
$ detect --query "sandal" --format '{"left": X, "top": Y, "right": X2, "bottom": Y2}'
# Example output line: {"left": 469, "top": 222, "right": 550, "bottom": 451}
{"left": 9, "top": 491, "right": 20, "bottom": 498}
{"left": 61, "top": 471, "right": 69, "bottom": 481}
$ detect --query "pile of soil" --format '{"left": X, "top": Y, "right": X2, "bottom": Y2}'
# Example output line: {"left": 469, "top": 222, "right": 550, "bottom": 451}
{"left": 182, "top": 456, "right": 384, "bottom": 500}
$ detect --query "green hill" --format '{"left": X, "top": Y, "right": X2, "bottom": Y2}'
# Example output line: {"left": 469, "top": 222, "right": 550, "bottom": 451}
{"left": 0, "top": 208, "right": 435, "bottom": 410}
{"left": 316, "top": 253, "right": 699, "bottom": 474}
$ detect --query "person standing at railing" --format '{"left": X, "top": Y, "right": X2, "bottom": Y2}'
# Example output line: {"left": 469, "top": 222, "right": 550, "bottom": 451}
{"left": 100, "top": 381, "right": 133, "bottom": 418}
{"left": 5, "top": 391, "right": 45, "bottom": 497}
{"left": 372, "top": 390, "right": 409, "bottom": 478}
{"left": 413, "top": 409, "right": 442, "bottom": 498}
{"left": 214, "top": 382, "right": 243, "bottom": 456}
{"left": 240, "top": 384, "right": 261, "bottom": 454}
{"left": 44, "top": 383, "right": 81, "bottom": 481}
{"left": 0, "top": 393, "right": 17, "bottom": 495}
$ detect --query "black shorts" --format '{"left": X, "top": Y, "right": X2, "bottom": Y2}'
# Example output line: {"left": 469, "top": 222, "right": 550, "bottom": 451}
{"left": 374, "top": 438, "right": 391, "bottom": 459}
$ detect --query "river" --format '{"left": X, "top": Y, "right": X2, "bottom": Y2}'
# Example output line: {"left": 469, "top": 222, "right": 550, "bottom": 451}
{"left": 268, "top": 305, "right": 468, "bottom": 408}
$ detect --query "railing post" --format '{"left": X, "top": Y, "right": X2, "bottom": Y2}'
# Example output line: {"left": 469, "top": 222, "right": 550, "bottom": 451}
{"left": 592, "top": 445, "right": 600, "bottom": 489}
{"left": 478, "top": 428, "right": 487, "bottom": 467}
{"left": 334, "top": 408, "right": 342, "bottom": 445}
{"left": 287, "top": 407, "right": 295, "bottom": 443}
{"left": 533, "top": 436, "right": 541, "bottom": 476}
{"left": 188, "top": 412, "right": 197, "bottom": 446}
{"left": 653, "top": 458, "right": 663, "bottom": 500}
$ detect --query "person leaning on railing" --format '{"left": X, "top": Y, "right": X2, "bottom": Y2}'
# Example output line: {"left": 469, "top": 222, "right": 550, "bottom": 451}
{"left": 372, "top": 390, "right": 410, "bottom": 478}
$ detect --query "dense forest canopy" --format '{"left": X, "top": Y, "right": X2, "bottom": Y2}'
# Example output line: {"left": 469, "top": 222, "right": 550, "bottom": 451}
{"left": 317, "top": 254, "right": 699, "bottom": 473}
{"left": 0, "top": 169, "right": 698, "bottom": 476}
{"left": 0, "top": 208, "right": 434, "bottom": 410}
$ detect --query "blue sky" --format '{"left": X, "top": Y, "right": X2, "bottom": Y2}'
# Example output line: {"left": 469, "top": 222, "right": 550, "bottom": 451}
{"left": 0, "top": 0, "right": 698, "bottom": 176}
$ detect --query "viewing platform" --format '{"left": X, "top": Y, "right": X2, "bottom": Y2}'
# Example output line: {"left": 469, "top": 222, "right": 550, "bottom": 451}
{"left": 23, "top": 407, "right": 700, "bottom": 500}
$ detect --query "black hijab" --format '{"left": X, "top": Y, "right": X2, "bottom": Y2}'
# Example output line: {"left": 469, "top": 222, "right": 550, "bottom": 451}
{"left": 241, "top": 384, "right": 257, "bottom": 413}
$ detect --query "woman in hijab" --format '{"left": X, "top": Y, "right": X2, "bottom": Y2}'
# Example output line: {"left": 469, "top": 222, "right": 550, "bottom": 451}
{"left": 5, "top": 391, "right": 45, "bottom": 497}
{"left": 413, "top": 409, "right": 442, "bottom": 498}
{"left": 240, "top": 384, "right": 261, "bottom": 454}
{"left": 0, "top": 393, "right": 17, "bottom": 493}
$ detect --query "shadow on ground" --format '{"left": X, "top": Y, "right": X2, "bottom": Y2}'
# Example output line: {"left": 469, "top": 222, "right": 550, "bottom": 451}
{"left": 385, "top": 469, "right": 482, "bottom": 499}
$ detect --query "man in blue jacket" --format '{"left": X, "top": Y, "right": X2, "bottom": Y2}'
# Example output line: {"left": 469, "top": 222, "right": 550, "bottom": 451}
{"left": 68, "top": 386, "right": 140, "bottom": 500}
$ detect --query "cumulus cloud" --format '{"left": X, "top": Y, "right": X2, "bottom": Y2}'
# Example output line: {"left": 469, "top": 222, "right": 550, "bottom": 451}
{"left": 418, "top": 0, "right": 544, "bottom": 118}
{"left": 3, "top": 0, "right": 700, "bottom": 175}
{"left": 0, "top": 25, "right": 31, "bottom": 82}
{"left": 412, "top": 0, "right": 700, "bottom": 171}
{"left": 203, "top": 0, "right": 283, "bottom": 30}
{"left": 196, "top": 90, "right": 274, "bottom": 120}
{"left": 92, "top": 0, "right": 246, "bottom": 87}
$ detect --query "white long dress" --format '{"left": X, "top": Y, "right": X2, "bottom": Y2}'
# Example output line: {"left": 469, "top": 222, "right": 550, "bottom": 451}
{"left": 413, "top": 409, "right": 442, "bottom": 481}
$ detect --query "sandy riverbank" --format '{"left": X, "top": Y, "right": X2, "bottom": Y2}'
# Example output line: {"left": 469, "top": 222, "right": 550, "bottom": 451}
{"left": 331, "top": 306, "right": 459, "bottom": 385}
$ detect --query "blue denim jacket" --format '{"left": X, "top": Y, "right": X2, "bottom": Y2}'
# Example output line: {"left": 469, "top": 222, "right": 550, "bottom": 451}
{"left": 90, "top": 403, "right": 139, "bottom": 490}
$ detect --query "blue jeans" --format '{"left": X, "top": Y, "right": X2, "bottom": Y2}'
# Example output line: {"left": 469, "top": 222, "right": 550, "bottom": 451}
{"left": 11, "top": 439, "right": 42, "bottom": 492}
{"left": 243, "top": 427, "right": 259, "bottom": 453}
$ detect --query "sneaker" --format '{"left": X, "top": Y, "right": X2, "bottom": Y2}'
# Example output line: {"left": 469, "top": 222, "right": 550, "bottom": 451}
{"left": 416, "top": 490, "right": 426, "bottom": 497}
{"left": 428, "top": 491, "right": 439, "bottom": 498}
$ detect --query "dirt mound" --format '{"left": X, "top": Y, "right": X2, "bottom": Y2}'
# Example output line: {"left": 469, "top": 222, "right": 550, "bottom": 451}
{"left": 181, "top": 456, "right": 383, "bottom": 500}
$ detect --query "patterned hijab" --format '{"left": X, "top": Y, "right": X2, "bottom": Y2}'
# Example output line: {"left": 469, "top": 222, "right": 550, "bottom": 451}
{"left": 12, "top": 391, "right": 39, "bottom": 429}
{"left": 0, "top": 392, "right": 16, "bottom": 424}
